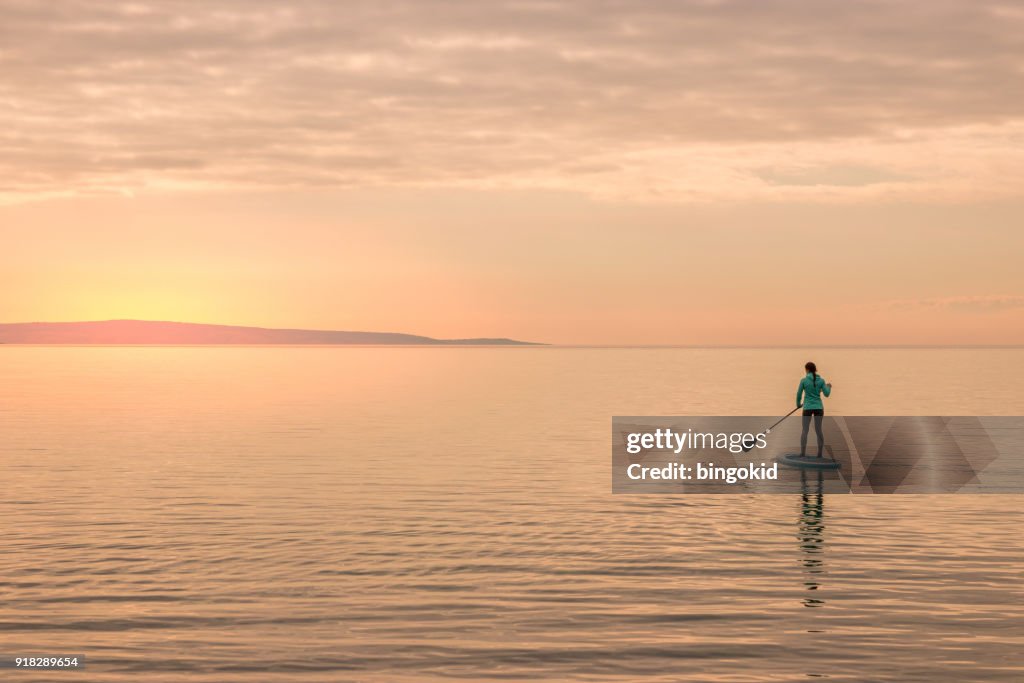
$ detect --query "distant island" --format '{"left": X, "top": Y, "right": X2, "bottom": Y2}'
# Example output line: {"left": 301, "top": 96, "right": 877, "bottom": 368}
{"left": 0, "top": 320, "right": 542, "bottom": 346}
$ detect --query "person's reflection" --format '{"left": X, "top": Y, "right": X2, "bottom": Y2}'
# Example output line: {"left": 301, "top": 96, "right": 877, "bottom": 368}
{"left": 798, "top": 468, "right": 826, "bottom": 608}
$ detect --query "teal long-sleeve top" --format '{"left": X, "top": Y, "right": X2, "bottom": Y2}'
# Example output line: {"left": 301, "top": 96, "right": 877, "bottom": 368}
{"left": 797, "top": 373, "right": 831, "bottom": 410}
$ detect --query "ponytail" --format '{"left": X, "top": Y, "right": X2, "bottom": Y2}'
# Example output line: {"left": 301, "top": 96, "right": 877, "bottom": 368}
{"left": 804, "top": 361, "right": 818, "bottom": 388}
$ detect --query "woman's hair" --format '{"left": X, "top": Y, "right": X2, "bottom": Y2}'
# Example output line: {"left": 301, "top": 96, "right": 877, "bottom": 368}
{"left": 805, "top": 361, "right": 818, "bottom": 387}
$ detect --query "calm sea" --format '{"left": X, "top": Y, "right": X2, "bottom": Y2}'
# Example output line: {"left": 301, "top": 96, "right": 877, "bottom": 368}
{"left": 0, "top": 347, "right": 1022, "bottom": 681}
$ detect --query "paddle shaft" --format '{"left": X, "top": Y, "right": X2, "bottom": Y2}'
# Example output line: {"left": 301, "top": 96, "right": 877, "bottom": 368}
{"left": 740, "top": 406, "right": 804, "bottom": 452}
{"left": 764, "top": 405, "right": 802, "bottom": 433}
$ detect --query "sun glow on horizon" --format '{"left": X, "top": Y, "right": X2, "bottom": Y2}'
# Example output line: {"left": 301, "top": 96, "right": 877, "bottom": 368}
{"left": 2, "top": 2, "right": 1023, "bottom": 345}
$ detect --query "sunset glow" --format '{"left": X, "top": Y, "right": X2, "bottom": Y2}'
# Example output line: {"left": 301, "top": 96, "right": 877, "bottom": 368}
{"left": 2, "top": 1, "right": 1022, "bottom": 344}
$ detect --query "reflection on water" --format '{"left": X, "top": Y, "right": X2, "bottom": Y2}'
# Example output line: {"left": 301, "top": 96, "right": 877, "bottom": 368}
{"left": 798, "top": 470, "right": 826, "bottom": 608}
{"left": 0, "top": 347, "right": 1022, "bottom": 681}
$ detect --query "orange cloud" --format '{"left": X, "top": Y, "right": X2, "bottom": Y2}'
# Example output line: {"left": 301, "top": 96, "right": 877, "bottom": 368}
{"left": 2, "top": 1, "right": 1024, "bottom": 203}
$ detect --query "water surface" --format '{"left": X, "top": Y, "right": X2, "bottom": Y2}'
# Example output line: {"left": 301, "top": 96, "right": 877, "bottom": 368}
{"left": 1, "top": 347, "right": 1022, "bottom": 681}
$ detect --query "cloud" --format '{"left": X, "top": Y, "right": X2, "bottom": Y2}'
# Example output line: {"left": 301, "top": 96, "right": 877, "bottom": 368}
{"left": 2, "top": 0, "right": 1024, "bottom": 202}
{"left": 880, "top": 295, "right": 1024, "bottom": 313}
{"left": 754, "top": 165, "right": 913, "bottom": 188}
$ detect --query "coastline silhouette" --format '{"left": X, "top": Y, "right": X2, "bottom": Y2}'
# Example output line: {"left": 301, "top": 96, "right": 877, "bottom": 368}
{"left": 0, "top": 320, "right": 542, "bottom": 346}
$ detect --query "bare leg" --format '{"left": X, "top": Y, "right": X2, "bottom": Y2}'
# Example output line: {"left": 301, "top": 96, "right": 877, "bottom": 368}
{"left": 800, "top": 414, "right": 811, "bottom": 456}
{"left": 814, "top": 414, "right": 824, "bottom": 457}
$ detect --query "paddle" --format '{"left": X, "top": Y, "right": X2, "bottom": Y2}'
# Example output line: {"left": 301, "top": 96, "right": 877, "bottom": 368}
{"left": 741, "top": 406, "right": 802, "bottom": 452}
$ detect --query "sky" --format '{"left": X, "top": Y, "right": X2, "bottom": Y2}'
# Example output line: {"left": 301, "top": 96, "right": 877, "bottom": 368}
{"left": 1, "top": 0, "right": 1022, "bottom": 344}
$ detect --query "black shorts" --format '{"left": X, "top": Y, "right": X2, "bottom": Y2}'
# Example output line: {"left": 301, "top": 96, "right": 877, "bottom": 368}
{"left": 802, "top": 409, "right": 824, "bottom": 417}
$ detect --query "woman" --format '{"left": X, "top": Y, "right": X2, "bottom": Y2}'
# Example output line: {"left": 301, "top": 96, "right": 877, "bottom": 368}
{"left": 796, "top": 361, "right": 832, "bottom": 458}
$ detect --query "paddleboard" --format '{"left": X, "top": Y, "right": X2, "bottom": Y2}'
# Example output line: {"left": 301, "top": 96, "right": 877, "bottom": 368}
{"left": 778, "top": 453, "right": 841, "bottom": 470}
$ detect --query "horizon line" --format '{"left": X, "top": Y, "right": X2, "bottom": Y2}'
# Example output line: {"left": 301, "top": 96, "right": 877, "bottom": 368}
{"left": 0, "top": 320, "right": 1020, "bottom": 349}
{"left": 0, "top": 318, "right": 544, "bottom": 346}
